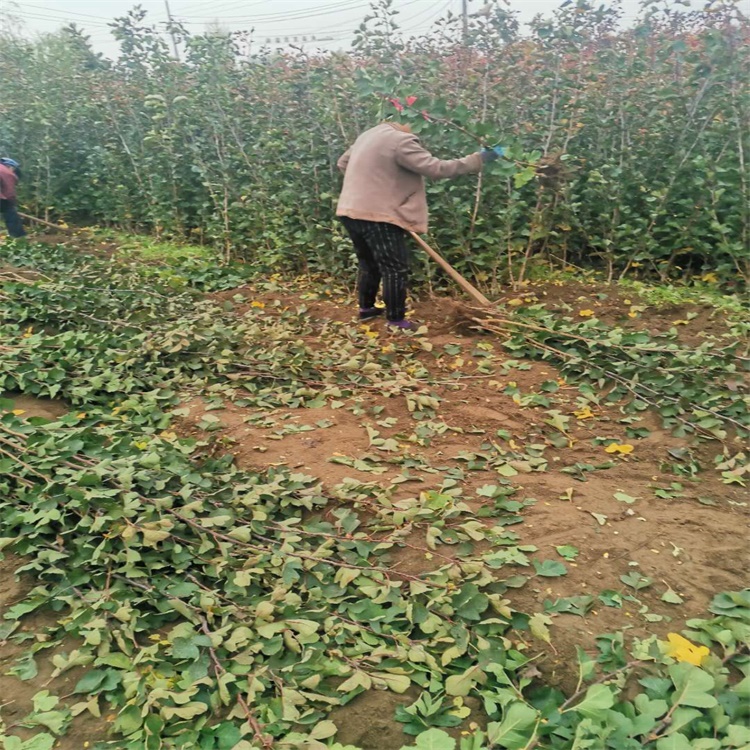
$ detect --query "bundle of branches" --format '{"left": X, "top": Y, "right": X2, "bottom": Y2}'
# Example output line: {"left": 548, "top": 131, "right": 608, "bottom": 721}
{"left": 452, "top": 303, "right": 750, "bottom": 441}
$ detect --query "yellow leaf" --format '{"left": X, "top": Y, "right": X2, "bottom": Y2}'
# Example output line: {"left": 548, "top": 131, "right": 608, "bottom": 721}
{"left": 11, "top": 409, "right": 26, "bottom": 416}
{"left": 574, "top": 406, "right": 595, "bottom": 420}
{"left": 578, "top": 309, "right": 595, "bottom": 317}
{"left": 250, "top": 301, "right": 265, "bottom": 309}
{"left": 701, "top": 272, "right": 718, "bottom": 283}
{"left": 76, "top": 412, "right": 87, "bottom": 419}
{"left": 663, "top": 633, "right": 710, "bottom": 666}
{"left": 507, "top": 298, "right": 524, "bottom": 307}
{"left": 628, "top": 311, "right": 638, "bottom": 318}
{"left": 623, "top": 299, "right": 632, "bottom": 305}
{"left": 604, "top": 443, "right": 634, "bottom": 455}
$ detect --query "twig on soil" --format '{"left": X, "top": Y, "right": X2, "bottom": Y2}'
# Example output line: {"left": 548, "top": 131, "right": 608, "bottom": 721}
{"left": 199, "top": 616, "right": 274, "bottom": 749}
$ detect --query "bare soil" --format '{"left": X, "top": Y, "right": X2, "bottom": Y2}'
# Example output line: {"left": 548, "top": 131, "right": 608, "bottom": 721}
{"left": 186, "top": 282, "right": 747, "bottom": 747}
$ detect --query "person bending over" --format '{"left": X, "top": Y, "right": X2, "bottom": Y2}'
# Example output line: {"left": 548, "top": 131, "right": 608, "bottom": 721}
{"left": 0, "top": 158, "right": 26, "bottom": 239}
{"left": 336, "top": 123, "right": 501, "bottom": 330}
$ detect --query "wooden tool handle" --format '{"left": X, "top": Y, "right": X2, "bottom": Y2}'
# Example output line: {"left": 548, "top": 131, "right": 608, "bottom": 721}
{"left": 19, "top": 212, "right": 75, "bottom": 233}
{"left": 409, "top": 231, "right": 492, "bottom": 308}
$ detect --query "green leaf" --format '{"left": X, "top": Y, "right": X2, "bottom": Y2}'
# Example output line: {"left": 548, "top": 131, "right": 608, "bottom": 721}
{"left": 631, "top": 694, "right": 668, "bottom": 734}
{"left": 337, "top": 671, "right": 372, "bottom": 693}
{"left": 372, "top": 673, "right": 411, "bottom": 694}
{"left": 544, "top": 410, "right": 570, "bottom": 433}
{"left": 73, "top": 670, "right": 108, "bottom": 694}
{"left": 655, "top": 733, "right": 692, "bottom": 750}
{"left": 141, "top": 528, "right": 170, "bottom": 546}
{"left": 161, "top": 701, "right": 209, "bottom": 720}
{"left": 569, "top": 684, "right": 615, "bottom": 719}
{"left": 733, "top": 675, "right": 750, "bottom": 699}
{"left": 27, "top": 710, "right": 69, "bottom": 734}
{"left": 668, "top": 663, "right": 718, "bottom": 709}
{"left": 115, "top": 704, "right": 143, "bottom": 736}
{"left": 171, "top": 637, "right": 201, "bottom": 661}
{"left": 661, "top": 588, "right": 684, "bottom": 605}
{"left": 726, "top": 724, "right": 750, "bottom": 746}
{"left": 620, "top": 571, "right": 653, "bottom": 590}
{"left": 533, "top": 559, "right": 567, "bottom": 577}
{"left": 486, "top": 702, "right": 538, "bottom": 748}
{"left": 32, "top": 691, "right": 58, "bottom": 712}
{"left": 412, "top": 728, "right": 456, "bottom": 750}
{"left": 451, "top": 584, "right": 489, "bottom": 621}
{"left": 614, "top": 491, "right": 638, "bottom": 504}
{"left": 310, "top": 720, "right": 338, "bottom": 740}
{"left": 445, "top": 665, "right": 484, "bottom": 697}
{"left": 528, "top": 613, "right": 552, "bottom": 644}
{"left": 666, "top": 706, "right": 701, "bottom": 735}
{"left": 3, "top": 735, "right": 56, "bottom": 750}
{"left": 555, "top": 545, "right": 579, "bottom": 561}
{"left": 215, "top": 722, "right": 242, "bottom": 750}
{"left": 234, "top": 569, "right": 253, "bottom": 587}
{"left": 9, "top": 651, "right": 38, "bottom": 680}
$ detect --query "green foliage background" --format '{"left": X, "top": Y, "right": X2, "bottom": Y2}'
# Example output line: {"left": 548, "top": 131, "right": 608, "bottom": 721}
{"left": 1, "top": 0, "right": 749, "bottom": 283}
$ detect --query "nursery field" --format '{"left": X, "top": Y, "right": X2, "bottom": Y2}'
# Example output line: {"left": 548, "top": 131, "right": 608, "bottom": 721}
{"left": 0, "top": 235, "right": 748, "bottom": 750}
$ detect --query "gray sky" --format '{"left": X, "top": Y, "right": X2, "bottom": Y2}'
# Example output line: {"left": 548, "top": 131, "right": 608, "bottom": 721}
{"left": 3, "top": 0, "right": 715, "bottom": 58}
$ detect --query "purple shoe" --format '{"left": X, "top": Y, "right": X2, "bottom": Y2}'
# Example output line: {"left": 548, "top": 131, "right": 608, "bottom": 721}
{"left": 387, "top": 319, "right": 418, "bottom": 331}
{"left": 359, "top": 307, "right": 385, "bottom": 321}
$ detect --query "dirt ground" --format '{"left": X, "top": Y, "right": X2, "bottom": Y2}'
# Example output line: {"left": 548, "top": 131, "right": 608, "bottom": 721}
{"left": 185, "top": 283, "right": 746, "bottom": 748}
{"left": 1, "top": 277, "right": 748, "bottom": 750}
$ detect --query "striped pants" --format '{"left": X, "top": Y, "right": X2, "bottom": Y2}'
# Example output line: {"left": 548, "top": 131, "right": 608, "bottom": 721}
{"left": 340, "top": 217, "right": 409, "bottom": 322}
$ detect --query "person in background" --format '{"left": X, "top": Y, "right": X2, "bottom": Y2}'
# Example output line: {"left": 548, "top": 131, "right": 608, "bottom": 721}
{"left": 336, "top": 122, "right": 502, "bottom": 330}
{"left": 0, "top": 157, "right": 26, "bottom": 239}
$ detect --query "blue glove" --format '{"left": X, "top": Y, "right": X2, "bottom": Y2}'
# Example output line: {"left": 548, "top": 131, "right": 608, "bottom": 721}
{"left": 480, "top": 145, "right": 506, "bottom": 163}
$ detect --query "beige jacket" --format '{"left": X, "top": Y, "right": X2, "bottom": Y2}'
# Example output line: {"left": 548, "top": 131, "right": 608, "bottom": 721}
{"left": 336, "top": 123, "right": 483, "bottom": 234}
